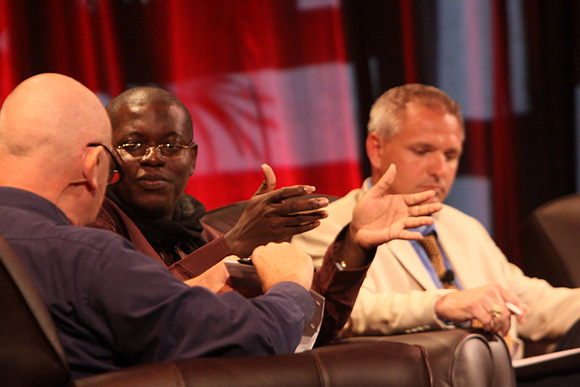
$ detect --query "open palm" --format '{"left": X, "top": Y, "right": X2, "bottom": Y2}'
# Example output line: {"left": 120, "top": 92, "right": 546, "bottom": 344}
{"left": 351, "top": 164, "right": 443, "bottom": 249}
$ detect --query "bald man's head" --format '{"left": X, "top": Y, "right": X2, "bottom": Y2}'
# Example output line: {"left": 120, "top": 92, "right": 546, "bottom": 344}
{"left": 0, "top": 74, "right": 113, "bottom": 224}
{"left": 0, "top": 73, "right": 111, "bottom": 162}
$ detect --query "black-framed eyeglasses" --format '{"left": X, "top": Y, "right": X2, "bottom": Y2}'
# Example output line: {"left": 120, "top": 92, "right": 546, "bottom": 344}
{"left": 87, "top": 143, "right": 123, "bottom": 185}
{"left": 115, "top": 141, "right": 195, "bottom": 159}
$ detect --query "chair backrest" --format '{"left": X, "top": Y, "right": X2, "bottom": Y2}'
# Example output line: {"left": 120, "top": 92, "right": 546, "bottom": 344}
{"left": 519, "top": 194, "right": 580, "bottom": 288}
{"left": 201, "top": 194, "right": 340, "bottom": 234}
{"left": 0, "top": 235, "right": 71, "bottom": 387}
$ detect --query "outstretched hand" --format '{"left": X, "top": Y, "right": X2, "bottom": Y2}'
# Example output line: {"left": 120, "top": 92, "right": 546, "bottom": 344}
{"left": 350, "top": 164, "right": 443, "bottom": 250}
{"left": 224, "top": 164, "right": 329, "bottom": 257}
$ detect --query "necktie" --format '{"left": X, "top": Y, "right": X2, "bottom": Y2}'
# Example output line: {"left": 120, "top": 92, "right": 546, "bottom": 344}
{"left": 418, "top": 234, "right": 457, "bottom": 289}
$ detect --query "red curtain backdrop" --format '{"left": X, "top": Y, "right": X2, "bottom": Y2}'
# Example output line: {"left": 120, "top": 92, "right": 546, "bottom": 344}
{"left": 0, "top": 0, "right": 577, "bottom": 265}
{"left": 0, "top": 0, "right": 361, "bottom": 210}
{"left": 139, "top": 0, "right": 362, "bottom": 207}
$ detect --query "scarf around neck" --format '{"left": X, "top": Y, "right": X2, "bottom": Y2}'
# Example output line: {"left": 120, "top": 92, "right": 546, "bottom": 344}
{"left": 107, "top": 190, "right": 207, "bottom": 259}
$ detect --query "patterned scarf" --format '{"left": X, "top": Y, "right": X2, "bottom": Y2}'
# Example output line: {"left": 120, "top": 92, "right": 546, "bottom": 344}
{"left": 107, "top": 191, "right": 207, "bottom": 263}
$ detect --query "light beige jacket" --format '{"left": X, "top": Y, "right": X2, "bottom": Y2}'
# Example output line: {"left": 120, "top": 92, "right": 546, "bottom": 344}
{"left": 293, "top": 179, "right": 580, "bottom": 358}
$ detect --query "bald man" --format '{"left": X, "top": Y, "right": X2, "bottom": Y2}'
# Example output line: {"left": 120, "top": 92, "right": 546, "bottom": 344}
{"left": 0, "top": 73, "right": 317, "bottom": 379}
{"left": 0, "top": 74, "right": 442, "bottom": 379}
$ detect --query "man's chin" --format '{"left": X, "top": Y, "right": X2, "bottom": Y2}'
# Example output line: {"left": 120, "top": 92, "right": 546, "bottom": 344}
{"left": 422, "top": 191, "right": 445, "bottom": 205}
{"left": 131, "top": 200, "right": 173, "bottom": 220}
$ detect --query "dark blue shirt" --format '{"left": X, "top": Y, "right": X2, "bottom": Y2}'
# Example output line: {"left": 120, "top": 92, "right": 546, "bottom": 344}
{"left": 0, "top": 187, "right": 314, "bottom": 379}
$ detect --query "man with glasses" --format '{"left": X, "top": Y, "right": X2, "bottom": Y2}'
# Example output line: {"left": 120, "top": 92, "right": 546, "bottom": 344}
{"left": 92, "top": 86, "right": 443, "bottom": 344}
{"left": 97, "top": 86, "right": 329, "bottom": 277}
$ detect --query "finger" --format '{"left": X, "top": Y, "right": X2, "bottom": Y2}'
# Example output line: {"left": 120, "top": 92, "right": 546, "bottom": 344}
{"left": 507, "top": 302, "right": 527, "bottom": 324}
{"left": 370, "top": 164, "right": 396, "bottom": 197}
{"left": 360, "top": 227, "right": 424, "bottom": 245}
{"left": 276, "top": 197, "right": 330, "bottom": 215}
{"left": 402, "top": 216, "right": 436, "bottom": 230}
{"left": 492, "top": 308, "right": 510, "bottom": 335}
{"left": 497, "top": 290, "right": 527, "bottom": 325}
{"left": 408, "top": 202, "right": 443, "bottom": 217}
{"left": 396, "top": 229, "right": 426, "bottom": 240}
{"left": 403, "top": 189, "right": 437, "bottom": 206}
{"left": 486, "top": 299, "right": 512, "bottom": 335}
{"left": 261, "top": 211, "right": 328, "bottom": 228}
{"left": 499, "top": 315, "right": 511, "bottom": 336}
{"left": 472, "top": 307, "right": 494, "bottom": 331}
{"left": 223, "top": 255, "right": 239, "bottom": 263}
{"left": 264, "top": 185, "right": 317, "bottom": 203}
{"left": 497, "top": 287, "right": 526, "bottom": 314}
{"left": 284, "top": 212, "right": 328, "bottom": 225}
{"left": 253, "top": 164, "right": 277, "bottom": 196}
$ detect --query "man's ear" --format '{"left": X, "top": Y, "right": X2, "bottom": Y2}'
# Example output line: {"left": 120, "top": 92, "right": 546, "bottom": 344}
{"left": 366, "top": 133, "right": 384, "bottom": 171}
{"left": 188, "top": 142, "right": 198, "bottom": 177}
{"left": 82, "top": 146, "right": 105, "bottom": 191}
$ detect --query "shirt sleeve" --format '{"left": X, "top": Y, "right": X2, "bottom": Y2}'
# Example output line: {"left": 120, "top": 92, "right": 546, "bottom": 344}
{"left": 312, "top": 225, "right": 374, "bottom": 346}
{"left": 83, "top": 237, "right": 314, "bottom": 366}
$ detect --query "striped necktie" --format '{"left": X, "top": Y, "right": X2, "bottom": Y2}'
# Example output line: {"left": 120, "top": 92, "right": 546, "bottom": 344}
{"left": 418, "top": 234, "right": 457, "bottom": 289}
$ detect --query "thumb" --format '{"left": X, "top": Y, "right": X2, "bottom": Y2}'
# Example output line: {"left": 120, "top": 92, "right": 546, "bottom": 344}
{"left": 372, "top": 164, "right": 396, "bottom": 196}
{"left": 253, "top": 163, "right": 276, "bottom": 196}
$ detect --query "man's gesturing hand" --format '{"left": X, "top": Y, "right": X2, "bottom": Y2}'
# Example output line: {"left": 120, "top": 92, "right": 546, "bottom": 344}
{"left": 350, "top": 164, "right": 443, "bottom": 250}
{"left": 225, "top": 164, "right": 329, "bottom": 257}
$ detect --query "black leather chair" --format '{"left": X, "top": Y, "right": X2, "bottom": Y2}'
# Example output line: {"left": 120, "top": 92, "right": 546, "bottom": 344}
{"left": 519, "top": 193, "right": 580, "bottom": 288}
{"left": 202, "top": 195, "right": 516, "bottom": 387}
{"left": 518, "top": 194, "right": 580, "bottom": 357}
{"left": 515, "top": 193, "right": 580, "bottom": 384}
{"left": 340, "top": 330, "right": 514, "bottom": 387}
{"left": 0, "top": 234, "right": 433, "bottom": 387}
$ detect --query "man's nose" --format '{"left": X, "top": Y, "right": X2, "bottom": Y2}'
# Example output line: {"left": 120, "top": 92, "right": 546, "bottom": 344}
{"left": 428, "top": 153, "right": 446, "bottom": 176}
{"left": 140, "top": 146, "right": 166, "bottom": 166}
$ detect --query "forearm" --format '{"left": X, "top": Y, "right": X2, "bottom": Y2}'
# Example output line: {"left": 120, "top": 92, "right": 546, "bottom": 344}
{"left": 333, "top": 224, "right": 375, "bottom": 270}
{"left": 313, "top": 226, "right": 374, "bottom": 345}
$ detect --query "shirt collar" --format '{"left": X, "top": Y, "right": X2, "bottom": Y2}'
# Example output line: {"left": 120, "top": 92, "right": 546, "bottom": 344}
{"left": 0, "top": 187, "right": 70, "bottom": 225}
{"left": 411, "top": 223, "right": 437, "bottom": 237}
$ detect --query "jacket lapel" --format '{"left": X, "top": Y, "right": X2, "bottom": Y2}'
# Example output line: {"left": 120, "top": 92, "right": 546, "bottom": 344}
{"left": 388, "top": 239, "right": 439, "bottom": 290}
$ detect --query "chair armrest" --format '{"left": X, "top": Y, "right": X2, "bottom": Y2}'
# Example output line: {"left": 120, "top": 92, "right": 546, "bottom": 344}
{"left": 338, "top": 328, "right": 515, "bottom": 387}
{"left": 74, "top": 341, "right": 431, "bottom": 387}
